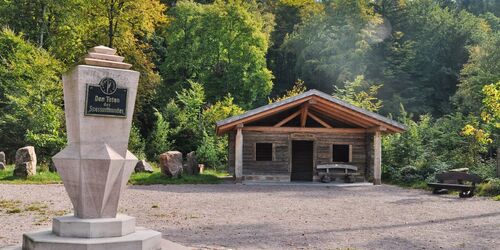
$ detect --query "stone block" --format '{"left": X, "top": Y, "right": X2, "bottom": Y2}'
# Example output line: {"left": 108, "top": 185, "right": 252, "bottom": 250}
{"left": 0, "top": 151, "right": 5, "bottom": 164}
{"left": 53, "top": 144, "right": 137, "bottom": 219}
{"left": 23, "top": 227, "right": 162, "bottom": 250}
{"left": 159, "top": 151, "right": 183, "bottom": 177}
{"left": 14, "top": 146, "right": 36, "bottom": 177}
{"left": 52, "top": 214, "right": 135, "bottom": 238}
{"left": 135, "top": 160, "right": 154, "bottom": 173}
{"left": 0, "top": 162, "right": 5, "bottom": 170}
{"left": 185, "top": 151, "right": 198, "bottom": 175}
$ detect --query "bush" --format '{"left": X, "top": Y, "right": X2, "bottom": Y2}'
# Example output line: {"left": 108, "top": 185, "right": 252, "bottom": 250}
{"left": 477, "top": 178, "right": 500, "bottom": 197}
{"left": 146, "top": 110, "right": 173, "bottom": 161}
{"left": 129, "top": 124, "right": 146, "bottom": 160}
{"left": 382, "top": 108, "right": 497, "bottom": 185}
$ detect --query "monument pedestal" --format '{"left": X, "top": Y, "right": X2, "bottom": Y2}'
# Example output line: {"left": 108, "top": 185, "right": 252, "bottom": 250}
{"left": 10, "top": 46, "right": 188, "bottom": 250}
{"left": 22, "top": 214, "right": 162, "bottom": 250}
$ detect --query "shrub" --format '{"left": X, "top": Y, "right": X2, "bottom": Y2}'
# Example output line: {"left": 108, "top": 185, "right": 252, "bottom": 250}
{"left": 129, "top": 124, "right": 146, "bottom": 160}
{"left": 146, "top": 110, "right": 173, "bottom": 161}
{"left": 477, "top": 178, "right": 500, "bottom": 197}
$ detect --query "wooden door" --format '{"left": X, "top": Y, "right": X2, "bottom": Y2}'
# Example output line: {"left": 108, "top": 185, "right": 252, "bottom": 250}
{"left": 291, "top": 140, "right": 314, "bottom": 181}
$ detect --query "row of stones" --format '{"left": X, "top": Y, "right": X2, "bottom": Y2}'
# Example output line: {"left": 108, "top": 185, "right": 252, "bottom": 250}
{"left": 0, "top": 146, "right": 37, "bottom": 177}
{"left": 159, "top": 151, "right": 200, "bottom": 177}
{"left": 0, "top": 147, "right": 201, "bottom": 178}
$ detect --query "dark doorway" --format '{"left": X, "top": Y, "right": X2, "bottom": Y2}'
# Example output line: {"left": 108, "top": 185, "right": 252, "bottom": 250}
{"left": 291, "top": 140, "right": 314, "bottom": 181}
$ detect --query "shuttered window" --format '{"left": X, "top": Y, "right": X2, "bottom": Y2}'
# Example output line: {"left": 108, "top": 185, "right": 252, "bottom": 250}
{"left": 256, "top": 143, "right": 273, "bottom": 161}
{"left": 332, "top": 144, "right": 351, "bottom": 163}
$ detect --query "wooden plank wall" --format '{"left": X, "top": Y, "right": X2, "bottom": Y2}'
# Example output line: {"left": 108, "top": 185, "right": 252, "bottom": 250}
{"left": 242, "top": 131, "right": 290, "bottom": 175}
{"left": 227, "top": 130, "right": 369, "bottom": 178}
{"left": 315, "top": 133, "right": 367, "bottom": 176}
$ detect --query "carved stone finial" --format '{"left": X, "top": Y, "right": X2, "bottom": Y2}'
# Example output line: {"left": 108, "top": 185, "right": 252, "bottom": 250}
{"left": 83, "top": 45, "right": 132, "bottom": 69}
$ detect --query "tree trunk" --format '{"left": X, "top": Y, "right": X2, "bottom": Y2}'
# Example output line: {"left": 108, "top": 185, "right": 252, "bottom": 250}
{"left": 38, "top": 3, "right": 47, "bottom": 48}
{"left": 497, "top": 147, "right": 500, "bottom": 178}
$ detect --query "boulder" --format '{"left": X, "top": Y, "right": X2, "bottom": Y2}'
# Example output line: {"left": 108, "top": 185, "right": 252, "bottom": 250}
{"left": 159, "top": 151, "right": 183, "bottom": 177}
{"left": 135, "top": 160, "right": 154, "bottom": 173}
{"left": 0, "top": 151, "right": 5, "bottom": 164}
{"left": 185, "top": 151, "right": 199, "bottom": 175}
{"left": 0, "top": 162, "right": 5, "bottom": 170}
{"left": 14, "top": 146, "right": 37, "bottom": 177}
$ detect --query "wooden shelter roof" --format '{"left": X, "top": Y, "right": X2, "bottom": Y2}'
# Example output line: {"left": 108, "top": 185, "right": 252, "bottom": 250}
{"left": 216, "top": 89, "right": 406, "bottom": 135}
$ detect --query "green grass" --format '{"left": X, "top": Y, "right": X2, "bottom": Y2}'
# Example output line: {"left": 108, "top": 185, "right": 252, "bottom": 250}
{"left": 0, "top": 164, "right": 228, "bottom": 185}
{"left": 128, "top": 170, "right": 224, "bottom": 185}
{"left": 0, "top": 165, "right": 62, "bottom": 184}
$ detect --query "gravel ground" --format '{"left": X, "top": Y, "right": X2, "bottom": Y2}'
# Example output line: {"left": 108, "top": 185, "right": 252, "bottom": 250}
{"left": 1, "top": 183, "right": 499, "bottom": 250}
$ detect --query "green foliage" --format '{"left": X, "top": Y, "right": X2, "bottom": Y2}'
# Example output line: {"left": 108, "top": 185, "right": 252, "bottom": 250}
{"left": 129, "top": 168, "right": 223, "bottom": 185}
{"left": 383, "top": 107, "right": 497, "bottom": 184}
{"left": 283, "top": 0, "right": 381, "bottom": 92}
{"left": 196, "top": 132, "right": 221, "bottom": 169}
{"left": 0, "top": 28, "right": 65, "bottom": 163}
{"left": 375, "top": 0, "right": 490, "bottom": 116}
{"left": 159, "top": 0, "right": 274, "bottom": 108}
{"left": 198, "top": 95, "right": 244, "bottom": 168}
{"left": 333, "top": 75, "right": 382, "bottom": 112}
{"left": 129, "top": 125, "right": 147, "bottom": 160}
{"left": 477, "top": 178, "right": 500, "bottom": 197}
{"left": 269, "top": 79, "right": 307, "bottom": 103}
{"left": 165, "top": 81, "right": 206, "bottom": 154}
{"left": 454, "top": 34, "right": 500, "bottom": 114}
{"left": 146, "top": 109, "right": 173, "bottom": 161}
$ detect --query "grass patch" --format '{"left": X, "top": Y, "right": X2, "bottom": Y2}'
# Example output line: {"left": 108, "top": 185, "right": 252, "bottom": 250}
{"left": 129, "top": 165, "right": 226, "bottom": 185}
{"left": 129, "top": 171, "right": 223, "bottom": 185}
{"left": 493, "top": 195, "right": 500, "bottom": 201}
{"left": 0, "top": 163, "right": 228, "bottom": 185}
{"left": 0, "top": 165, "right": 61, "bottom": 184}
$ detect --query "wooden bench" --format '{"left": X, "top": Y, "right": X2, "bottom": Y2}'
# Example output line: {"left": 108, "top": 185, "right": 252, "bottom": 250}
{"left": 427, "top": 172, "right": 482, "bottom": 198}
{"left": 317, "top": 164, "right": 359, "bottom": 183}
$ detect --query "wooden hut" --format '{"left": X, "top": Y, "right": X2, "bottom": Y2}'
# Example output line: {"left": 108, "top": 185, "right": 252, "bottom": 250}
{"left": 215, "top": 90, "right": 406, "bottom": 184}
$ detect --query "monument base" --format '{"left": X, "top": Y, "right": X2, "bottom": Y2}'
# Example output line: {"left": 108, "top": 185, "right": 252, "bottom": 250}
{"left": 20, "top": 214, "right": 165, "bottom": 250}
{"left": 23, "top": 227, "right": 161, "bottom": 250}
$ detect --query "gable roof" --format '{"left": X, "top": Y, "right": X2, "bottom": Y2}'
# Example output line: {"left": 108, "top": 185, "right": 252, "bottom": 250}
{"left": 216, "top": 89, "right": 406, "bottom": 135}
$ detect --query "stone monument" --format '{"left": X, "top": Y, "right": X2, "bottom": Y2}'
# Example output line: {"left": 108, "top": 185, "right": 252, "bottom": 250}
{"left": 21, "top": 46, "right": 164, "bottom": 249}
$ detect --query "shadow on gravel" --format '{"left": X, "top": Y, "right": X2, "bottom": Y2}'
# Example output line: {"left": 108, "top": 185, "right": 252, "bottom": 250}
{"left": 159, "top": 212, "right": 500, "bottom": 249}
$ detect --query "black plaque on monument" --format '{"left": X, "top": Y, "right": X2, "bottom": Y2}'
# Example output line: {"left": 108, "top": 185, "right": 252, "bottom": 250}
{"left": 84, "top": 77, "right": 127, "bottom": 118}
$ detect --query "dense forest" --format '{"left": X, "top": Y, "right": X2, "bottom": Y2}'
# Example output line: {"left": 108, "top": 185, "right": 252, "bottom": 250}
{"left": 0, "top": 0, "right": 498, "bottom": 183}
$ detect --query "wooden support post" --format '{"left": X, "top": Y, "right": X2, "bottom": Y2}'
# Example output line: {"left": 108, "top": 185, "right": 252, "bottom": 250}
{"left": 300, "top": 103, "right": 309, "bottom": 127}
{"left": 235, "top": 124, "right": 243, "bottom": 182}
{"left": 373, "top": 131, "right": 382, "bottom": 185}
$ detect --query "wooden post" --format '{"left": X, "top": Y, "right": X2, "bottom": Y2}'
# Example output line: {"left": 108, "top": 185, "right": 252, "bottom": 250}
{"left": 235, "top": 124, "right": 243, "bottom": 182}
{"left": 373, "top": 131, "right": 382, "bottom": 185}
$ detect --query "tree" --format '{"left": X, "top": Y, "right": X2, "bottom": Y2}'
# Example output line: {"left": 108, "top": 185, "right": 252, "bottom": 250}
{"left": 454, "top": 33, "right": 500, "bottom": 114}
{"left": 269, "top": 79, "right": 307, "bottom": 103}
{"left": 282, "top": 0, "right": 384, "bottom": 93}
{"left": 0, "top": 28, "right": 65, "bottom": 163}
{"left": 159, "top": 0, "right": 274, "bottom": 108}
{"left": 374, "top": 0, "right": 488, "bottom": 116}
{"left": 146, "top": 109, "right": 173, "bottom": 160}
{"left": 199, "top": 94, "right": 244, "bottom": 168}
{"left": 264, "top": 0, "right": 322, "bottom": 95}
{"left": 333, "top": 75, "right": 383, "bottom": 112}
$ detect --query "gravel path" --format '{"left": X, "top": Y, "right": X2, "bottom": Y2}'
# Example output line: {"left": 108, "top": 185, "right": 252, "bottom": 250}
{"left": 1, "top": 184, "right": 499, "bottom": 249}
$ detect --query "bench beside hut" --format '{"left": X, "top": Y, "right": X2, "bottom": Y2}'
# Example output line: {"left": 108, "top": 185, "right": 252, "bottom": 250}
{"left": 215, "top": 90, "right": 406, "bottom": 184}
